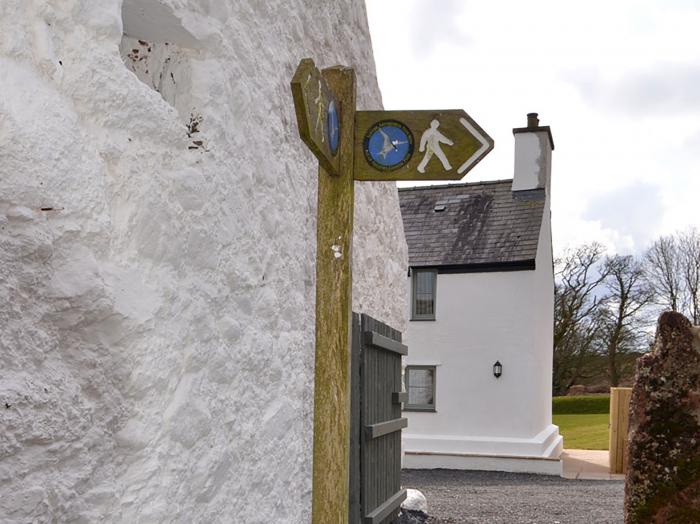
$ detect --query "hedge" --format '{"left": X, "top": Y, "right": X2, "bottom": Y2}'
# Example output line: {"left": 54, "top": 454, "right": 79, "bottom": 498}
{"left": 552, "top": 395, "right": 610, "bottom": 415}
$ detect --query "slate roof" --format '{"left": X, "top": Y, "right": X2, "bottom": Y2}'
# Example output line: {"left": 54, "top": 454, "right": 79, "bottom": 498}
{"left": 399, "top": 180, "right": 545, "bottom": 270}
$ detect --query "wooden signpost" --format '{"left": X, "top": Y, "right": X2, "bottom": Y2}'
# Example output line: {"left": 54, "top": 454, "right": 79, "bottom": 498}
{"left": 291, "top": 60, "right": 356, "bottom": 524}
{"left": 290, "top": 58, "right": 493, "bottom": 524}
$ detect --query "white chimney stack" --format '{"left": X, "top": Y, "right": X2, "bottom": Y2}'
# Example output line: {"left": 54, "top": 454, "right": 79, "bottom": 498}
{"left": 512, "top": 113, "right": 554, "bottom": 195}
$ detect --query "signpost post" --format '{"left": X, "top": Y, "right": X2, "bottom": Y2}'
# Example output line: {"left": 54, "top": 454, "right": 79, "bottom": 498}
{"left": 290, "top": 58, "right": 493, "bottom": 524}
{"left": 291, "top": 59, "right": 356, "bottom": 524}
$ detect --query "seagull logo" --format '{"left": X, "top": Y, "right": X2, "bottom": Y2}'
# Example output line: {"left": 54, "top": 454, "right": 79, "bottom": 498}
{"left": 378, "top": 128, "right": 408, "bottom": 159}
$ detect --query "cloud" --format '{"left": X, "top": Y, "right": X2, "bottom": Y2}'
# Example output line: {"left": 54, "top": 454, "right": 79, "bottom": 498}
{"left": 682, "top": 127, "right": 700, "bottom": 149}
{"left": 567, "top": 64, "right": 700, "bottom": 116}
{"left": 409, "top": 0, "right": 471, "bottom": 58}
{"left": 582, "top": 183, "right": 665, "bottom": 252}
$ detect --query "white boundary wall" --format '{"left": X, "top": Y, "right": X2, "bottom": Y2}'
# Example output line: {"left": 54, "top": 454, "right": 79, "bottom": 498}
{"left": 0, "top": 1, "right": 407, "bottom": 522}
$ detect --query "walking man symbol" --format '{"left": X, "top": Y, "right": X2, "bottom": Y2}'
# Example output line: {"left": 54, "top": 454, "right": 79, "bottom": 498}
{"left": 314, "top": 80, "right": 325, "bottom": 143}
{"left": 417, "top": 119, "right": 454, "bottom": 173}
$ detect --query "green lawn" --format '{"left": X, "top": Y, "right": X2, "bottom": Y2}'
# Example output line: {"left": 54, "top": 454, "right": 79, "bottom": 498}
{"left": 553, "top": 413, "right": 609, "bottom": 450}
{"left": 553, "top": 395, "right": 610, "bottom": 450}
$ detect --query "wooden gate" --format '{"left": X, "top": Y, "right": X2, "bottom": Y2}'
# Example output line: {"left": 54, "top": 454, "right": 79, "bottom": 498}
{"left": 349, "top": 313, "right": 408, "bottom": 524}
{"left": 609, "top": 387, "right": 633, "bottom": 474}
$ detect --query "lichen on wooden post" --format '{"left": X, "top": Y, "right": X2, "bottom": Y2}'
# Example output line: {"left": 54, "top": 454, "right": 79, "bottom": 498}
{"left": 311, "top": 65, "right": 356, "bottom": 524}
{"left": 624, "top": 311, "right": 700, "bottom": 523}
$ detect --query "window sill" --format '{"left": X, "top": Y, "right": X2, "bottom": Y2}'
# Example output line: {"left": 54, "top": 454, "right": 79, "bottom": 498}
{"left": 404, "top": 407, "right": 436, "bottom": 413}
{"left": 410, "top": 317, "right": 436, "bottom": 322}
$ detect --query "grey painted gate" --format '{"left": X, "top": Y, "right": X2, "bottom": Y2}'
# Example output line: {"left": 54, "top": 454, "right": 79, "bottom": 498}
{"left": 350, "top": 313, "right": 408, "bottom": 524}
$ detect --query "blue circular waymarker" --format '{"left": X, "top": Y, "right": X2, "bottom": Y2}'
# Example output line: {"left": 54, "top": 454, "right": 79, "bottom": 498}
{"left": 327, "top": 100, "right": 339, "bottom": 155}
{"left": 363, "top": 120, "right": 414, "bottom": 171}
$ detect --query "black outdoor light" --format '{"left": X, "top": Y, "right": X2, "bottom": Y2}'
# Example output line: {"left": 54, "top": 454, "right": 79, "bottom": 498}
{"left": 493, "top": 361, "right": 503, "bottom": 378}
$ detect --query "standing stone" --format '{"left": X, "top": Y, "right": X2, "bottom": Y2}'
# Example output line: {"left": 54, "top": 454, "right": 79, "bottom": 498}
{"left": 624, "top": 312, "right": 700, "bottom": 523}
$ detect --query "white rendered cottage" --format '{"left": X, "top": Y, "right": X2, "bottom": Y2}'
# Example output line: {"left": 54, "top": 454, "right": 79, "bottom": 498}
{"left": 399, "top": 114, "right": 563, "bottom": 475}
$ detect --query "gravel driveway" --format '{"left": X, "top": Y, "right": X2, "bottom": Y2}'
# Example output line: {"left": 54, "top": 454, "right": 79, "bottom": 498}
{"left": 402, "top": 469, "right": 624, "bottom": 524}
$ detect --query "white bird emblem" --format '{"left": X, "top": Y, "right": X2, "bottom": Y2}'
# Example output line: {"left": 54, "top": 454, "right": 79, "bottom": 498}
{"left": 378, "top": 128, "right": 408, "bottom": 159}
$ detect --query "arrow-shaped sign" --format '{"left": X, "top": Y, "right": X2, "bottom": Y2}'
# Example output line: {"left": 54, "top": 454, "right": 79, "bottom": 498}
{"left": 353, "top": 110, "right": 493, "bottom": 181}
{"left": 291, "top": 59, "right": 341, "bottom": 177}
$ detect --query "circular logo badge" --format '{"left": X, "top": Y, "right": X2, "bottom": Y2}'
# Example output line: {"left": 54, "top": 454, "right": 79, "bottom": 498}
{"left": 363, "top": 120, "right": 414, "bottom": 171}
{"left": 327, "top": 100, "right": 339, "bottom": 156}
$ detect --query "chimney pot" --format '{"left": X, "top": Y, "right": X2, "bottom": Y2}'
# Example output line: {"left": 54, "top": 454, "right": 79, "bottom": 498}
{"left": 527, "top": 112, "right": 539, "bottom": 128}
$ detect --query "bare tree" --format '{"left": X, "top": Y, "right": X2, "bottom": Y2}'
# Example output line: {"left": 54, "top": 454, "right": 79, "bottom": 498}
{"left": 552, "top": 243, "right": 609, "bottom": 395}
{"left": 644, "top": 229, "right": 700, "bottom": 324}
{"left": 599, "top": 255, "right": 654, "bottom": 386}
{"left": 678, "top": 228, "right": 700, "bottom": 324}
{"left": 644, "top": 235, "right": 683, "bottom": 312}
{"left": 553, "top": 230, "right": 698, "bottom": 395}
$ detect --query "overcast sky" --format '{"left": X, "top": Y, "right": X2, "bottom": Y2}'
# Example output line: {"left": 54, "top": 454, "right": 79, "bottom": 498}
{"left": 365, "top": 0, "right": 699, "bottom": 255}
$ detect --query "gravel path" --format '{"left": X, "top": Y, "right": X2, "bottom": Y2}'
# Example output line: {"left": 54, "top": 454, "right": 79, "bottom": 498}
{"left": 402, "top": 469, "right": 624, "bottom": 524}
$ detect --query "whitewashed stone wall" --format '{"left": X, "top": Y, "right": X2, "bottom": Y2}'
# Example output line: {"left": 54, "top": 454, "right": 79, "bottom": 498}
{"left": 0, "top": 1, "right": 408, "bottom": 522}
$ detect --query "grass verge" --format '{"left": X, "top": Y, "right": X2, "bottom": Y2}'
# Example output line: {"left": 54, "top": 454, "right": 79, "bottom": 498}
{"left": 553, "top": 413, "right": 609, "bottom": 450}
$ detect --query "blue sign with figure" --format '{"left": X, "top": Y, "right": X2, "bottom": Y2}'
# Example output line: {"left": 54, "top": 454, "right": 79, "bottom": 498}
{"left": 363, "top": 120, "right": 414, "bottom": 171}
{"left": 327, "top": 100, "right": 339, "bottom": 155}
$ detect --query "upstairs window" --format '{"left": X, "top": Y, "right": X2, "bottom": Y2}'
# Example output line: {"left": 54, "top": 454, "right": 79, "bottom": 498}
{"left": 411, "top": 268, "right": 437, "bottom": 320}
{"left": 405, "top": 365, "right": 436, "bottom": 411}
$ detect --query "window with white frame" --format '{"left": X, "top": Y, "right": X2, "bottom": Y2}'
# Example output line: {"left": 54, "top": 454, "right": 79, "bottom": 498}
{"left": 405, "top": 365, "right": 436, "bottom": 411}
{"left": 411, "top": 268, "right": 437, "bottom": 320}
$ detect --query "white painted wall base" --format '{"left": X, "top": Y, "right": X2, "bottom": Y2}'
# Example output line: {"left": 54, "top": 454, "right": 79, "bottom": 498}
{"left": 403, "top": 451, "right": 563, "bottom": 476}
{"left": 404, "top": 424, "right": 563, "bottom": 459}
{"left": 403, "top": 424, "right": 563, "bottom": 475}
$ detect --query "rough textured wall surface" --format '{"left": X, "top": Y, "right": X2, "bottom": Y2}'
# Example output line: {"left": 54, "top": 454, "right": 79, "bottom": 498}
{"left": 624, "top": 312, "right": 700, "bottom": 523}
{"left": 0, "top": 1, "right": 408, "bottom": 522}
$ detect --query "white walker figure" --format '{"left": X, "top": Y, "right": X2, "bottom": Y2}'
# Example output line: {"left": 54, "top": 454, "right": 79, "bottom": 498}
{"left": 313, "top": 79, "right": 325, "bottom": 142}
{"left": 417, "top": 119, "right": 454, "bottom": 173}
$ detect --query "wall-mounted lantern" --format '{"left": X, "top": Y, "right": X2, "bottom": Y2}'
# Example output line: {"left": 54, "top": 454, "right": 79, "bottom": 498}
{"left": 493, "top": 361, "right": 502, "bottom": 378}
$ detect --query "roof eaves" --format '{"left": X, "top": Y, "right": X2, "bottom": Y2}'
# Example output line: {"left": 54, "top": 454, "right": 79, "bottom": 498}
{"left": 410, "top": 259, "right": 536, "bottom": 273}
{"left": 398, "top": 179, "right": 514, "bottom": 192}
